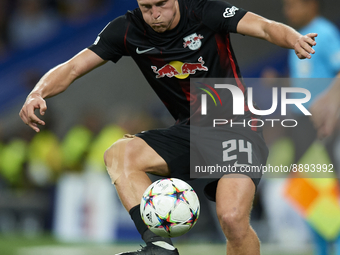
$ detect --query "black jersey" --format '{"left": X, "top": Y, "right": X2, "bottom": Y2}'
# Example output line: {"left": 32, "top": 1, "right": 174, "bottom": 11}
{"left": 88, "top": 0, "right": 254, "bottom": 125}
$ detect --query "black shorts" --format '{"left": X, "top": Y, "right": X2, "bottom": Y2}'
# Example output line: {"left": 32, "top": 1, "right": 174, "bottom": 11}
{"left": 136, "top": 123, "right": 268, "bottom": 201}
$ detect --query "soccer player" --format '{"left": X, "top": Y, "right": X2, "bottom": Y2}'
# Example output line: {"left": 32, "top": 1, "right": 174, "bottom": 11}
{"left": 19, "top": 0, "right": 316, "bottom": 254}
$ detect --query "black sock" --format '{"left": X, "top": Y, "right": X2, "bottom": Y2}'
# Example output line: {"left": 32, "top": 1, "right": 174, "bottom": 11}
{"left": 129, "top": 205, "right": 173, "bottom": 245}
{"left": 129, "top": 204, "right": 148, "bottom": 237}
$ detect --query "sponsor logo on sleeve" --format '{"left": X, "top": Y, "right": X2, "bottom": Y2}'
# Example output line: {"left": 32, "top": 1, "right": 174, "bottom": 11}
{"left": 223, "top": 6, "right": 239, "bottom": 18}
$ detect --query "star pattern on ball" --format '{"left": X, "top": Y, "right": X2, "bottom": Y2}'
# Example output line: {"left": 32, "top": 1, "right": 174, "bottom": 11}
{"left": 155, "top": 212, "right": 179, "bottom": 233}
{"left": 142, "top": 187, "right": 156, "bottom": 210}
{"left": 168, "top": 183, "right": 191, "bottom": 206}
{"left": 187, "top": 207, "right": 199, "bottom": 226}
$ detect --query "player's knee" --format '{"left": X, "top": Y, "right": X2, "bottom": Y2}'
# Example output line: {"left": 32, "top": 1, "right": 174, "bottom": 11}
{"left": 123, "top": 138, "right": 144, "bottom": 169}
{"left": 104, "top": 142, "right": 117, "bottom": 168}
{"left": 104, "top": 138, "right": 130, "bottom": 183}
{"left": 218, "top": 210, "right": 249, "bottom": 243}
{"left": 104, "top": 137, "right": 144, "bottom": 183}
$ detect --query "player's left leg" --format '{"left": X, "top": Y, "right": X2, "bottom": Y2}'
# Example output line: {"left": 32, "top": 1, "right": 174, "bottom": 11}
{"left": 215, "top": 174, "right": 259, "bottom": 255}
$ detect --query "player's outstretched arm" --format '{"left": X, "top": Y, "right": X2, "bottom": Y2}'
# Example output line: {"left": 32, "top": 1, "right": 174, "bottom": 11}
{"left": 310, "top": 73, "right": 340, "bottom": 138}
{"left": 19, "top": 49, "right": 106, "bottom": 132}
{"left": 236, "top": 12, "right": 317, "bottom": 59}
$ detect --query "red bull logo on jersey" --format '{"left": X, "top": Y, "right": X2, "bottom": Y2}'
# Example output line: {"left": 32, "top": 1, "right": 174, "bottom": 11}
{"left": 151, "top": 57, "right": 208, "bottom": 79}
{"left": 183, "top": 33, "right": 204, "bottom": 50}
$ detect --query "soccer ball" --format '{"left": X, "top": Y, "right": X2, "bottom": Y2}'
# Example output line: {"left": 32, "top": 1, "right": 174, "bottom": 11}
{"left": 140, "top": 178, "right": 200, "bottom": 238}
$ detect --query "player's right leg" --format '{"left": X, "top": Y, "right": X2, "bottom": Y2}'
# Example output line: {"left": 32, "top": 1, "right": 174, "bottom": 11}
{"left": 104, "top": 135, "right": 179, "bottom": 255}
{"left": 215, "top": 175, "right": 259, "bottom": 255}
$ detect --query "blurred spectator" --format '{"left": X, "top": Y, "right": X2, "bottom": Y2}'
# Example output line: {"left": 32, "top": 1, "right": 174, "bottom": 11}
{"left": 61, "top": 108, "right": 103, "bottom": 172}
{"left": 0, "top": 135, "right": 28, "bottom": 188}
{"left": 8, "top": 0, "right": 61, "bottom": 50}
{"left": 27, "top": 129, "right": 62, "bottom": 187}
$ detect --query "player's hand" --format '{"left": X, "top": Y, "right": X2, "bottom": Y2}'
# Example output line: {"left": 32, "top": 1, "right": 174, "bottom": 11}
{"left": 294, "top": 33, "right": 317, "bottom": 59}
{"left": 310, "top": 91, "right": 340, "bottom": 139}
{"left": 19, "top": 93, "right": 47, "bottom": 133}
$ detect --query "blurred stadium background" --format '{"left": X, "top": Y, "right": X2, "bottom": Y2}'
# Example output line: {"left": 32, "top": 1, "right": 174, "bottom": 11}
{"left": 0, "top": 0, "right": 340, "bottom": 254}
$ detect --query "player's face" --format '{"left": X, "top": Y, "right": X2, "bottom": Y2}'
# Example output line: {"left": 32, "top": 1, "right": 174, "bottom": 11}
{"left": 283, "top": 0, "right": 317, "bottom": 28}
{"left": 137, "top": 0, "right": 180, "bottom": 33}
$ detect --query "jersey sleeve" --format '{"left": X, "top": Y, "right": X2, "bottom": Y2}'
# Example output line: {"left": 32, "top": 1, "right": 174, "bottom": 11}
{"left": 88, "top": 16, "right": 128, "bottom": 63}
{"left": 201, "top": 1, "right": 248, "bottom": 33}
